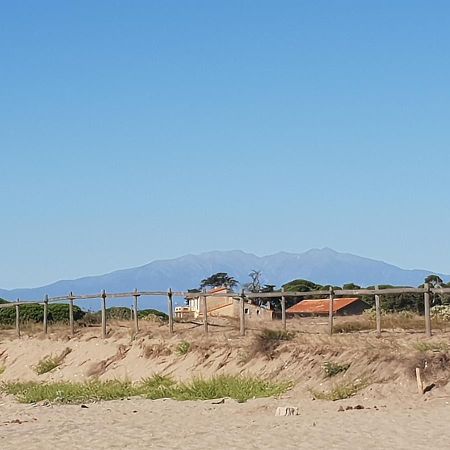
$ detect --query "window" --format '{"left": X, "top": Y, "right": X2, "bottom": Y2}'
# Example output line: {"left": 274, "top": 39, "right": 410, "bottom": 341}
{"left": 244, "top": 308, "right": 249, "bottom": 314}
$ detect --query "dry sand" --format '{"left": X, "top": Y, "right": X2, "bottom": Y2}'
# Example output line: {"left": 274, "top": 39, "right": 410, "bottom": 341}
{"left": 1, "top": 319, "right": 450, "bottom": 449}
{"left": 1, "top": 394, "right": 450, "bottom": 449}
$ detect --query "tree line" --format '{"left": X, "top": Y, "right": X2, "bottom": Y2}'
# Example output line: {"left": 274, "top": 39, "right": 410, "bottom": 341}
{"left": 192, "top": 272, "right": 450, "bottom": 313}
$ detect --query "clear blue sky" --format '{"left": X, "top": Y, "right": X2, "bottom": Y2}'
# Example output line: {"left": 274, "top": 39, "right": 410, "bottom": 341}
{"left": 1, "top": 0, "right": 450, "bottom": 288}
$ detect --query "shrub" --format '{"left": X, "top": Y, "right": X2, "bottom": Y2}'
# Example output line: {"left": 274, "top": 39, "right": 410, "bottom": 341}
{"left": 323, "top": 361, "right": 350, "bottom": 377}
{"left": 0, "top": 303, "right": 84, "bottom": 326}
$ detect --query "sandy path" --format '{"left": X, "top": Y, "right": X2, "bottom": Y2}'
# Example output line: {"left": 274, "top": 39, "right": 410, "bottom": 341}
{"left": 1, "top": 395, "right": 450, "bottom": 450}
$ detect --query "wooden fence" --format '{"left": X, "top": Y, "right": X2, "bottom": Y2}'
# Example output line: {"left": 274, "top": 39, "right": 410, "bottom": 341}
{"left": 1, "top": 284, "right": 449, "bottom": 338}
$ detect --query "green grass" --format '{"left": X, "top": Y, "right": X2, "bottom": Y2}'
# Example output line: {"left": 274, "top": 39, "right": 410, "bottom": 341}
{"left": 310, "top": 379, "right": 367, "bottom": 401}
{"left": 34, "top": 357, "right": 63, "bottom": 375}
{"left": 0, "top": 365, "right": 5, "bottom": 376}
{"left": 1, "top": 374, "right": 291, "bottom": 404}
{"left": 2, "top": 380, "right": 137, "bottom": 404}
{"left": 176, "top": 341, "right": 191, "bottom": 355}
{"left": 413, "top": 341, "right": 449, "bottom": 353}
{"left": 323, "top": 361, "right": 351, "bottom": 377}
{"left": 33, "top": 348, "right": 72, "bottom": 375}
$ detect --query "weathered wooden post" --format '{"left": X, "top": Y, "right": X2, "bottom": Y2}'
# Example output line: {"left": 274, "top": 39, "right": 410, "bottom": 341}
{"left": 328, "top": 287, "right": 334, "bottom": 336}
{"left": 281, "top": 287, "right": 287, "bottom": 331}
{"left": 167, "top": 289, "right": 174, "bottom": 334}
{"left": 15, "top": 298, "right": 20, "bottom": 338}
{"left": 101, "top": 289, "right": 107, "bottom": 339}
{"left": 240, "top": 289, "right": 246, "bottom": 336}
{"left": 133, "top": 288, "right": 140, "bottom": 332}
{"left": 424, "top": 282, "right": 432, "bottom": 337}
{"left": 43, "top": 294, "right": 49, "bottom": 335}
{"left": 202, "top": 288, "right": 208, "bottom": 334}
{"left": 68, "top": 291, "right": 75, "bottom": 336}
{"left": 375, "top": 285, "right": 381, "bottom": 337}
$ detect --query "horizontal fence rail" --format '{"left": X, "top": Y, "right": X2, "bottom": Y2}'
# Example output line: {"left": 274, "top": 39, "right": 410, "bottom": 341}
{"left": 0, "top": 284, "right": 447, "bottom": 338}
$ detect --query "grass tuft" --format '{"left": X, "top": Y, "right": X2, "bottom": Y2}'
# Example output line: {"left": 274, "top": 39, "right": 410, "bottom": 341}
{"left": 323, "top": 361, "right": 350, "bottom": 377}
{"left": 1, "top": 375, "right": 291, "bottom": 404}
{"left": 413, "top": 341, "right": 449, "bottom": 353}
{"left": 34, "top": 348, "right": 72, "bottom": 375}
{"left": 310, "top": 379, "right": 368, "bottom": 401}
{"left": 176, "top": 341, "right": 191, "bottom": 355}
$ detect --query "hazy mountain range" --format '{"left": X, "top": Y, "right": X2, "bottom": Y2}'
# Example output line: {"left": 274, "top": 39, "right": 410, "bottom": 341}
{"left": 0, "top": 248, "right": 447, "bottom": 311}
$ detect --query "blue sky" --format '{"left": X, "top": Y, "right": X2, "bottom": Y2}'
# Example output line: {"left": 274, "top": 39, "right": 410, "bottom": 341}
{"left": 1, "top": 1, "right": 450, "bottom": 288}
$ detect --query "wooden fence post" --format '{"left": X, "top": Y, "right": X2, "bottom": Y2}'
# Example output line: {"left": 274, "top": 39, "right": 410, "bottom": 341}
{"left": 240, "top": 289, "right": 246, "bottom": 336}
{"left": 15, "top": 298, "right": 20, "bottom": 338}
{"left": 375, "top": 285, "right": 381, "bottom": 337}
{"left": 168, "top": 289, "right": 174, "bottom": 334}
{"left": 424, "top": 283, "right": 432, "bottom": 337}
{"left": 281, "top": 287, "right": 287, "bottom": 331}
{"left": 101, "top": 289, "right": 107, "bottom": 339}
{"left": 328, "top": 287, "right": 334, "bottom": 336}
{"left": 68, "top": 291, "right": 75, "bottom": 336}
{"left": 43, "top": 294, "right": 48, "bottom": 335}
{"left": 133, "top": 288, "right": 140, "bottom": 332}
{"left": 202, "top": 289, "right": 208, "bottom": 334}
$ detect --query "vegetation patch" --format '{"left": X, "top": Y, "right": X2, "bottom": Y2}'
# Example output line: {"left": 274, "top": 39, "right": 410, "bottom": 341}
{"left": 34, "top": 348, "right": 72, "bottom": 375}
{"left": 310, "top": 379, "right": 368, "bottom": 401}
{"left": 253, "top": 329, "right": 294, "bottom": 359}
{"left": 2, "top": 380, "right": 137, "bottom": 404}
{"left": 323, "top": 361, "right": 350, "bottom": 377}
{"left": 1, "top": 374, "right": 290, "bottom": 404}
{"left": 176, "top": 341, "right": 191, "bottom": 355}
{"left": 0, "top": 365, "right": 5, "bottom": 376}
{"left": 413, "top": 341, "right": 449, "bottom": 353}
{"left": 0, "top": 304, "right": 84, "bottom": 326}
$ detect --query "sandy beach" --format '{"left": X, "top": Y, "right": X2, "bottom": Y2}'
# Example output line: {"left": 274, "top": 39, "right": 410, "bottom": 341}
{"left": 2, "top": 393, "right": 450, "bottom": 450}
{"left": 1, "top": 320, "right": 450, "bottom": 449}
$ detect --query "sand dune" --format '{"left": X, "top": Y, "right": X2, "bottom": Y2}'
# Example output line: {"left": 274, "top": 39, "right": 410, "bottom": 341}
{"left": 1, "top": 319, "right": 450, "bottom": 449}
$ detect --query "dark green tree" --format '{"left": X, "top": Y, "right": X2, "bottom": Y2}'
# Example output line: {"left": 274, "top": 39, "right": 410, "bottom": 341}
{"left": 200, "top": 272, "right": 238, "bottom": 290}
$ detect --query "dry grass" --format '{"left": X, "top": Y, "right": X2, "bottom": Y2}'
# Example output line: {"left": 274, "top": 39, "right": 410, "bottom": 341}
{"left": 333, "top": 314, "right": 449, "bottom": 334}
{"left": 310, "top": 379, "right": 368, "bottom": 401}
{"left": 251, "top": 329, "right": 294, "bottom": 359}
{"left": 141, "top": 342, "right": 171, "bottom": 359}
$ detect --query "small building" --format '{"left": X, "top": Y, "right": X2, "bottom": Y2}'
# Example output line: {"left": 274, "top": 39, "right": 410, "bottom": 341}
{"left": 181, "top": 286, "right": 273, "bottom": 321}
{"left": 286, "top": 297, "right": 370, "bottom": 316}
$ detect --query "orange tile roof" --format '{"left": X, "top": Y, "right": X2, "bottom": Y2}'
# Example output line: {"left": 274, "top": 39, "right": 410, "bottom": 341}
{"left": 286, "top": 298, "right": 361, "bottom": 314}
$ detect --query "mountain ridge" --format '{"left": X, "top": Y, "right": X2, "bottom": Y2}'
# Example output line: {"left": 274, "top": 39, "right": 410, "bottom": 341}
{"left": 0, "top": 248, "right": 447, "bottom": 311}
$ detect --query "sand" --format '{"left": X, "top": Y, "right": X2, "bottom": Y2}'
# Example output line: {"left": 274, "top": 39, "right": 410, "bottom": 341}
{"left": 1, "top": 319, "right": 450, "bottom": 449}
{"left": 1, "top": 394, "right": 450, "bottom": 449}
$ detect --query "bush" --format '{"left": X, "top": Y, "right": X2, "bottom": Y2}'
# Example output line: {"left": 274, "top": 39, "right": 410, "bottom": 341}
{"left": 323, "top": 361, "right": 350, "bottom": 377}
{"left": 0, "top": 303, "right": 84, "bottom": 325}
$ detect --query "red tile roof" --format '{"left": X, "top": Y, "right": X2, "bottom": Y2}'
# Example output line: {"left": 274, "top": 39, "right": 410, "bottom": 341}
{"left": 286, "top": 298, "right": 361, "bottom": 314}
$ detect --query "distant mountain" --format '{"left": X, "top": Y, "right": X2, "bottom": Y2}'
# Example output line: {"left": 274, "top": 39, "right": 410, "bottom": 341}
{"left": 0, "top": 248, "right": 447, "bottom": 311}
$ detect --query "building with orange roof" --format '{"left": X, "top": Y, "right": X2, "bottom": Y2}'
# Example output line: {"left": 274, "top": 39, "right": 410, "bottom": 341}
{"left": 286, "top": 297, "right": 370, "bottom": 316}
